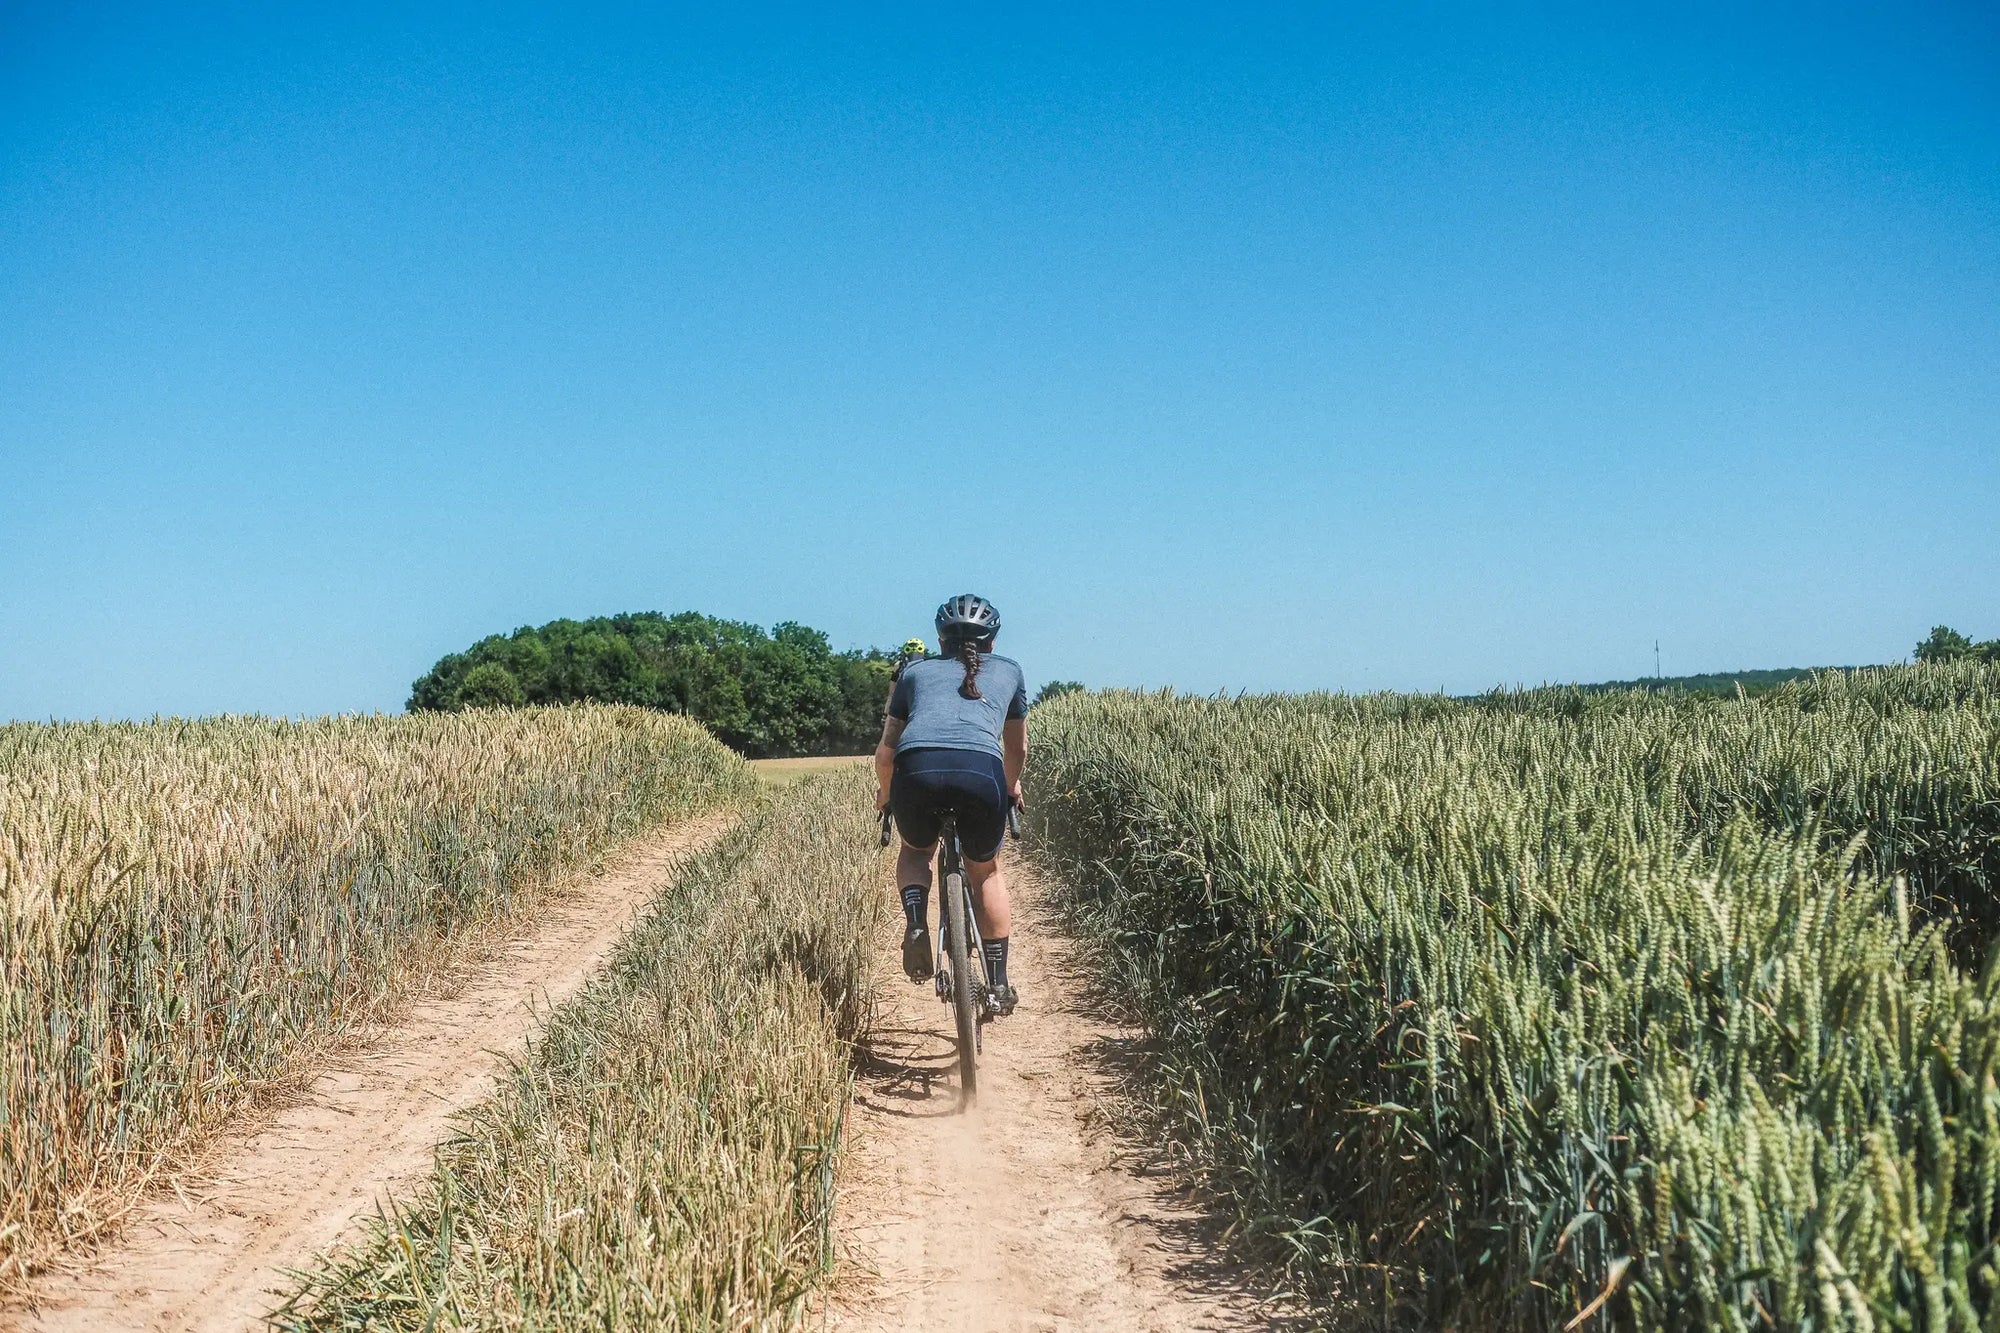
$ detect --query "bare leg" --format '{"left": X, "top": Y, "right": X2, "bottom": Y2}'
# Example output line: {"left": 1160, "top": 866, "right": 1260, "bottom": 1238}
{"left": 964, "top": 856, "right": 1012, "bottom": 938}
{"left": 897, "top": 840, "right": 938, "bottom": 904}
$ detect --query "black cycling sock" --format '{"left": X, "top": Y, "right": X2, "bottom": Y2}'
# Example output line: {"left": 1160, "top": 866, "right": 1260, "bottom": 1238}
{"left": 900, "top": 885, "right": 929, "bottom": 930}
{"left": 983, "top": 936, "right": 1009, "bottom": 988}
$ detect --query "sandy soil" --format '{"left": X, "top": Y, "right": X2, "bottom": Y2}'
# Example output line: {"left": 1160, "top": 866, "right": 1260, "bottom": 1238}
{"left": 834, "top": 861, "right": 1288, "bottom": 1333}
{"left": 7, "top": 813, "right": 735, "bottom": 1333}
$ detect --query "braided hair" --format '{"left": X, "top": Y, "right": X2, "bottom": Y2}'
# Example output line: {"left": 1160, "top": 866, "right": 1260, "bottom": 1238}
{"left": 946, "top": 634, "right": 991, "bottom": 700}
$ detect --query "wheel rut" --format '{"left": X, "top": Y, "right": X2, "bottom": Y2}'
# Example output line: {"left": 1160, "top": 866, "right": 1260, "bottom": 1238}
{"left": 7, "top": 812, "right": 737, "bottom": 1333}
{"left": 834, "top": 859, "right": 1285, "bottom": 1333}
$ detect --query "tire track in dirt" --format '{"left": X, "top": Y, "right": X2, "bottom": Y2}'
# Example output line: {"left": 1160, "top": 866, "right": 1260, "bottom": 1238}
{"left": 8, "top": 811, "right": 737, "bottom": 1333}
{"left": 834, "top": 859, "right": 1288, "bottom": 1333}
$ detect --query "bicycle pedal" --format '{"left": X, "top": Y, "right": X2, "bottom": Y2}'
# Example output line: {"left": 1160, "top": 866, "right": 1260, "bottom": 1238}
{"left": 934, "top": 969, "right": 951, "bottom": 1000}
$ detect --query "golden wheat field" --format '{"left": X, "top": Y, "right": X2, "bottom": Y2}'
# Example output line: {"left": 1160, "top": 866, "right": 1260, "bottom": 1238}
{"left": 0, "top": 706, "right": 750, "bottom": 1291}
{"left": 271, "top": 769, "right": 887, "bottom": 1330}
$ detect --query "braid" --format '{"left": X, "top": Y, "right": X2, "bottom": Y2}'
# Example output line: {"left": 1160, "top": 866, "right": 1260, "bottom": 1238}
{"left": 954, "top": 637, "right": 985, "bottom": 700}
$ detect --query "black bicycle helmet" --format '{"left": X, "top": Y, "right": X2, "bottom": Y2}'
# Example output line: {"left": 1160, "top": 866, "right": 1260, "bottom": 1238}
{"left": 935, "top": 593, "right": 1001, "bottom": 643}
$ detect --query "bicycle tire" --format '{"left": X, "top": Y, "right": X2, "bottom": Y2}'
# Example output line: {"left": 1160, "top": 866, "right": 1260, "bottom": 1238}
{"left": 942, "top": 870, "right": 979, "bottom": 1103}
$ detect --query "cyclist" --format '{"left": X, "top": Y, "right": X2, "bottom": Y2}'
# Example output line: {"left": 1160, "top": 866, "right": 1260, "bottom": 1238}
{"left": 874, "top": 594, "right": 1029, "bottom": 1014}
{"left": 881, "top": 637, "right": 930, "bottom": 716}
{"left": 889, "top": 637, "right": 929, "bottom": 688}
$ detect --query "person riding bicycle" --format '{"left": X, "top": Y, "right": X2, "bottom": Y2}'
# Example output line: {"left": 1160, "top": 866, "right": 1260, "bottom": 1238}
{"left": 881, "top": 637, "right": 930, "bottom": 718}
{"left": 875, "top": 594, "right": 1029, "bottom": 1014}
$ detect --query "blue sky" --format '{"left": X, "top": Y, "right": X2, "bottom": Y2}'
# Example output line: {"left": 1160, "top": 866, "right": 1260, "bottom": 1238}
{"left": 3, "top": 2, "right": 1996, "bottom": 718}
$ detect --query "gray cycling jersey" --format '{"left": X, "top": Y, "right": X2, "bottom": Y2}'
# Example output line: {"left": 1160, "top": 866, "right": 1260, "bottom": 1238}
{"left": 887, "top": 654, "right": 1028, "bottom": 759}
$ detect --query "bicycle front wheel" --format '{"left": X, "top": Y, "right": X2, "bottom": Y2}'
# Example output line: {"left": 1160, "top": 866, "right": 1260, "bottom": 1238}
{"left": 942, "top": 871, "right": 978, "bottom": 1104}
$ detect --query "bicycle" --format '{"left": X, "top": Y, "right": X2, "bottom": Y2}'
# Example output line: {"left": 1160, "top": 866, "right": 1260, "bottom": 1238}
{"left": 880, "top": 803, "right": 1021, "bottom": 1104}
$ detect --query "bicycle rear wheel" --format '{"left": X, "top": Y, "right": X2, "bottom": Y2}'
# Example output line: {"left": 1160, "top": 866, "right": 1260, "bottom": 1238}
{"left": 942, "top": 870, "right": 978, "bottom": 1103}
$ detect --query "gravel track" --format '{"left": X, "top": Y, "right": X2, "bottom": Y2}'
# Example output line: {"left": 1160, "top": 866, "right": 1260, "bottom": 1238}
{"left": 834, "top": 859, "right": 1286, "bottom": 1332}
{"left": 7, "top": 814, "right": 736, "bottom": 1333}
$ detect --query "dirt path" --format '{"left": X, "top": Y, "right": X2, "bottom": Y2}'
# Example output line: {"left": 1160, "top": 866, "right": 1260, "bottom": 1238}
{"left": 835, "top": 861, "right": 1285, "bottom": 1333}
{"left": 9, "top": 812, "right": 735, "bottom": 1333}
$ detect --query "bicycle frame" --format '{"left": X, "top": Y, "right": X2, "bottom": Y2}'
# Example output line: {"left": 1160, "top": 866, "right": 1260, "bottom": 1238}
{"left": 932, "top": 816, "right": 991, "bottom": 1024}
{"left": 879, "top": 803, "right": 1022, "bottom": 1099}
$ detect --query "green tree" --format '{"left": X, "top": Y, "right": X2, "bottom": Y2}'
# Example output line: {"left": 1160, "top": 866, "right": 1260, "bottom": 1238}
{"left": 407, "top": 611, "right": 895, "bottom": 757}
{"left": 1033, "top": 680, "right": 1085, "bottom": 706}
{"left": 1916, "top": 626, "right": 1975, "bottom": 662}
{"left": 457, "top": 661, "right": 526, "bottom": 708}
{"left": 827, "top": 652, "right": 896, "bottom": 753}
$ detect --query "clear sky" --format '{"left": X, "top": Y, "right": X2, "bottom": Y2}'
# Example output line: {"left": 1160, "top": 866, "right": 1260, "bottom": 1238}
{"left": 3, "top": 2, "right": 1996, "bottom": 719}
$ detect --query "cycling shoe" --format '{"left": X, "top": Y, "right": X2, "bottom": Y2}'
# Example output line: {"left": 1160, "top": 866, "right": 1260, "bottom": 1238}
{"left": 902, "top": 925, "right": 934, "bottom": 981}
{"left": 987, "top": 983, "right": 1019, "bottom": 1017}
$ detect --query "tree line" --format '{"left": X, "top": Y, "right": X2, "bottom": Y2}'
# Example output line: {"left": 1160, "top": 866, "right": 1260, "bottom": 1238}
{"left": 408, "top": 612, "right": 896, "bottom": 757}
{"left": 1915, "top": 625, "right": 2000, "bottom": 664}
{"left": 410, "top": 612, "right": 1089, "bottom": 757}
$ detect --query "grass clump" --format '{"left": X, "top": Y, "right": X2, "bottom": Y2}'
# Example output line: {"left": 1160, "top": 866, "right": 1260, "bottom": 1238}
{"left": 1025, "top": 664, "right": 2000, "bottom": 1331}
{"left": 272, "top": 768, "right": 886, "bottom": 1330}
{"left": 0, "top": 706, "right": 750, "bottom": 1291}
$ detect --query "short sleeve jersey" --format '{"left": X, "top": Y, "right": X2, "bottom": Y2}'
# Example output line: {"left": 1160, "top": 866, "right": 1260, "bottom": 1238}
{"left": 886, "top": 654, "right": 1028, "bottom": 759}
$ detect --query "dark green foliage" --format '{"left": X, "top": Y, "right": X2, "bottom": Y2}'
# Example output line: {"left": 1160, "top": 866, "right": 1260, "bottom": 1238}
{"left": 456, "top": 661, "right": 526, "bottom": 708}
{"left": 1032, "top": 680, "right": 1085, "bottom": 707}
{"left": 1920, "top": 626, "right": 1978, "bottom": 662}
{"left": 409, "top": 612, "right": 894, "bottom": 758}
{"left": 1570, "top": 666, "right": 1834, "bottom": 696}
{"left": 1917, "top": 625, "right": 2000, "bottom": 664}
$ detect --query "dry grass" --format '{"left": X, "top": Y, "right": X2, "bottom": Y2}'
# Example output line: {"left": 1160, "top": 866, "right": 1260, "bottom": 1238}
{"left": 0, "top": 705, "right": 751, "bottom": 1292}
{"left": 272, "top": 769, "right": 887, "bottom": 1330}
{"left": 749, "top": 755, "right": 871, "bottom": 787}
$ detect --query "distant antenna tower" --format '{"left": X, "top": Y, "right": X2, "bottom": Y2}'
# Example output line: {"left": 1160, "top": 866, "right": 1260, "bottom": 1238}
{"left": 1655, "top": 640, "right": 1661, "bottom": 679}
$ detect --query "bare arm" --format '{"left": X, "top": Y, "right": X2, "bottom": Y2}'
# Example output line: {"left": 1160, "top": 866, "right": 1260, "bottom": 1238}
{"left": 874, "top": 717, "right": 906, "bottom": 811}
{"left": 1002, "top": 717, "right": 1027, "bottom": 805}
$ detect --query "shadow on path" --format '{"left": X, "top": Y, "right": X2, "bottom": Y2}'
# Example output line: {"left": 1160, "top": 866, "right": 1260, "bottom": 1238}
{"left": 852, "top": 1021, "right": 963, "bottom": 1120}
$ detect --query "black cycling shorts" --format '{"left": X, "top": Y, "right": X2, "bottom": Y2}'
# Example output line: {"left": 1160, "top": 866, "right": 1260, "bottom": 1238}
{"left": 890, "top": 746, "right": 1010, "bottom": 862}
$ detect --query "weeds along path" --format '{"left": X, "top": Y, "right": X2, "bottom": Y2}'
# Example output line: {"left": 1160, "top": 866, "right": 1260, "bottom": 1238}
{"left": 9, "top": 812, "right": 737, "bottom": 1333}
{"left": 835, "top": 860, "right": 1283, "bottom": 1333}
